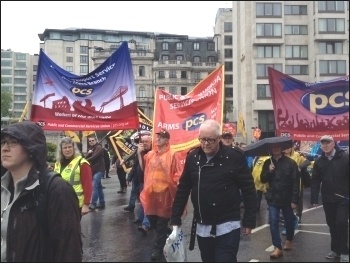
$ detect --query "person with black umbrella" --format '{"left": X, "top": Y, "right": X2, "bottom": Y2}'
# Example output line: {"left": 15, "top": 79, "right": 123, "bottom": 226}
{"left": 260, "top": 142, "right": 299, "bottom": 258}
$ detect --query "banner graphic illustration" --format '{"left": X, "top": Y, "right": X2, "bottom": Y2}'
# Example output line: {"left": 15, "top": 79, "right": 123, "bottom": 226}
{"left": 268, "top": 68, "right": 349, "bottom": 141}
{"left": 30, "top": 41, "right": 139, "bottom": 131}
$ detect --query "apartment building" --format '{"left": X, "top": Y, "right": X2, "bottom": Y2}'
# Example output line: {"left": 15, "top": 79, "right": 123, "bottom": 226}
{"left": 37, "top": 28, "right": 220, "bottom": 119}
{"left": 230, "top": 1, "right": 349, "bottom": 143}
{"left": 1, "top": 50, "right": 35, "bottom": 123}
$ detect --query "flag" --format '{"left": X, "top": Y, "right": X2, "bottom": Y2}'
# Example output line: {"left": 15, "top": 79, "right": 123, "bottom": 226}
{"left": 237, "top": 112, "right": 246, "bottom": 138}
{"left": 268, "top": 67, "right": 349, "bottom": 141}
{"left": 153, "top": 65, "right": 224, "bottom": 176}
{"left": 30, "top": 41, "right": 139, "bottom": 131}
{"left": 64, "top": 131, "right": 80, "bottom": 143}
{"left": 82, "top": 131, "right": 95, "bottom": 138}
{"left": 109, "top": 108, "right": 153, "bottom": 172}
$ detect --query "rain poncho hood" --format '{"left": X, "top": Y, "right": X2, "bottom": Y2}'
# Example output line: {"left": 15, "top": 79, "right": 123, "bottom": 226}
{"left": 1, "top": 121, "right": 47, "bottom": 173}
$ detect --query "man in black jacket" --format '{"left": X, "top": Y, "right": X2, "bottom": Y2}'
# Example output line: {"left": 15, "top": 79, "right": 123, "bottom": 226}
{"left": 261, "top": 142, "right": 299, "bottom": 258}
{"left": 311, "top": 135, "right": 349, "bottom": 262}
{"left": 170, "top": 119, "right": 256, "bottom": 262}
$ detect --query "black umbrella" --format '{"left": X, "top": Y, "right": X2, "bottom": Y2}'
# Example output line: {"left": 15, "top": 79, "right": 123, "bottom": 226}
{"left": 243, "top": 137, "right": 293, "bottom": 157}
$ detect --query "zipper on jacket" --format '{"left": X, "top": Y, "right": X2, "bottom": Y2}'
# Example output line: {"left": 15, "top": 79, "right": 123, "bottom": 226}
{"left": 197, "top": 162, "right": 214, "bottom": 224}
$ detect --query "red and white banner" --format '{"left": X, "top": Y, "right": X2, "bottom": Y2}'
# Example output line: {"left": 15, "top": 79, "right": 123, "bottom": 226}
{"left": 153, "top": 65, "right": 224, "bottom": 174}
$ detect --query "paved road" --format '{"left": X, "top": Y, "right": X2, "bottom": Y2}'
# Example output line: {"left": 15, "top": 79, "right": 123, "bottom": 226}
{"left": 81, "top": 172, "right": 345, "bottom": 262}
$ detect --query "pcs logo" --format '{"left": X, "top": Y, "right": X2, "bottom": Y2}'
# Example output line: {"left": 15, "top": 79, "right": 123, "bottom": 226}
{"left": 301, "top": 87, "right": 349, "bottom": 115}
{"left": 36, "top": 120, "right": 46, "bottom": 127}
{"left": 70, "top": 87, "right": 93, "bottom": 97}
{"left": 182, "top": 113, "right": 207, "bottom": 131}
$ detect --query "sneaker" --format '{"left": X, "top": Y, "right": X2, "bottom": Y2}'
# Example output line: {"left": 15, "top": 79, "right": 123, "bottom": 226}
{"left": 89, "top": 204, "right": 96, "bottom": 210}
{"left": 96, "top": 203, "right": 105, "bottom": 209}
{"left": 326, "top": 251, "right": 340, "bottom": 259}
{"left": 340, "top": 254, "right": 349, "bottom": 262}
{"left": 138, "top": 225, "right": 149, "bottom": 236}
{"left": 123, "top": 206, "right": 134, "bottom": 212}
{"left": 281, "top": 225, "right": 286, "bottom": 235}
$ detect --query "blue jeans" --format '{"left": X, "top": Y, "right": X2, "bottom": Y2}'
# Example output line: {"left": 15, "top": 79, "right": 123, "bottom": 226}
{"left": 137, "top": 183, "right": 150, "bottom": 228}
{"left": 91, "top": 171, "right": 105, "bottom": 205}
{"left": 197, "top": 228, "right": 241, "bottom": 262}
{"left": 268, "top": 204, "right": 295, "bottom": 249}
{"left": 127, "top": 179, "right": 139, "bottom": 209}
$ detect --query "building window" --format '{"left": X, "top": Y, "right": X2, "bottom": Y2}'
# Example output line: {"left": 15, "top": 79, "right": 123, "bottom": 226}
{"left": 285, "top": 65, "right": 309, "bottom": 75}
{"left": 256, "top": 3, "right": 282, "bottom": 17}
{"left": 256, "top": 23, "right": 282, "bottom": 37}
{"left": 1, "top": 60, "right": 12, "bottom": 67}
{"left": 158, "top": 87, "right": 165, "bottom": 91}
{"left": 258, "top": 111, "right": 275, "bottom": 135}
{"left": 162, "top": 55, "right": 169, "bottom": 61}
{"left": 14, "top": 70, "right": 26, "bottom": 76}
{"left": 194, "top": 72, "right": 201, "bottom": 80}
{"left": 319, "top": 41, "right": 343, "bottom": 54}
{"left": 225, "top": 74, "right": 233, "bottom": 84}
{"left": 224, "top": 22, "right": 232, "bottom": 32}
{"left": 176, "top": 55, "right": 184, "bottom": 61}
{"left": 256, "top": 64, "right": 283, "bottom": 78}
{"left": 319, "top": 60, "right": 346, "bottom": 75}
{"left": 15, "top": 62, "right": 26, "bottom": 68}
{"left": 162, "top": 42, "right": 169, "bottom": 51}
{"left": 224, "top": 49, "right": 233, "bottom": 58}
{"left": 139, "top": 86, "right": 146, "bottom": 97}
{"left": 169, "top": 70, "right": 177, "bottom": 78}
{"left": 284, "top": 5, "right": 307, "bottom": 15}
{"left": 80, "top": 46, "right": 88, "bottom": 54}
{"left": 66, "top": 56, "right": 73, "bottom": 62}
{"left": 66, "top": 66, "right": 73, "bottom": 72}
{"left": 285, "top": 45, "right": 308, "bottom": 59}
{"left": 225, "top": 87, "right": 233, "bottom": 97}
{"left": 66, "top": 47, "right": 73, "bottom": 53}
{"left": 14, "top": 86, "right": 27, "bottom": 93}
{"left": 257, "top": 46, "right": 280, "bottom": 58}
{"left": 207, "top": 42, "right": 215, "bottom": 51}
{"left": 158, "top": 71, "right": 165, "bottom": 79}
{"left": 181, "top": 87, "right": 187, "bottom": 95}
{"left": 181, "top": 71, "right": 187, "bottom": 79}
{"left": 169, "top": 86, "right": 177, "bottom": 94}
{"left": 319, "top": 18, "right": 345, "bottom": 33}
{"left": 1, "top": 52, "right": 12, "bottom": 59}
{"left": 285, "top": 25, "right": 308, "bottom": 35}
{"left": 80, "top": 65, "right": 88, "bottom": 74}
{"left": 14, "top": 79, "right": 26, "bottom": 84}
{"left": 193, "top": 56, "right": 201, "bottom": 63}
{"left": 207, "top": 56, "right": 215, "bottom": 62}
{"left": 257, "top": 84, "right": 271, "bottom": 99}
{"left": 193, "top": 43, "right": 200, "bottom": 51}
{"left": 1, "top": 69, "right": 12, "bottom": 75}
{"left": 176, "top": 42, "right": 183, "bottom": 51}
{"left": 224, "top": 36, "right": 233, "bottom": 45}
{"left": 80, "top": 55, "right": 88, "bottom": 64}
{"left": 318, "top": 1, "right": 345, "bottom": 12}
{"left": 15, "top": 53, "right": 26, "bottom": 60}
{"left": 139, "top": 66, "right": 145, "bottom": 77}
{"left": 225, "top": 62, "right": 233, "bottom": 71}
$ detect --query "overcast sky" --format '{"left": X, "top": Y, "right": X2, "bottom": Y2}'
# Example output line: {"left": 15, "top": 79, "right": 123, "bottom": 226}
{"left": 1, "top": 1, "right": 230, "bottom": 55}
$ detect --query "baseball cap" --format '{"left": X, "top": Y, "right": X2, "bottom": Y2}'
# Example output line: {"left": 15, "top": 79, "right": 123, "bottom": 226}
{"left": 320, "top": 135, "right": 334, "bottom": 142}
{"left": 222, "top": 131, "right": 233, "bottom": 138}
{"left": 155, "top": 128, "right": 170, "bottom": 139}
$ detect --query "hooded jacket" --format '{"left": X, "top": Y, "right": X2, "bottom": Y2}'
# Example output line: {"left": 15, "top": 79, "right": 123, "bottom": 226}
{"left": 170, "top": 143, "right": 256, "bottom": 229}
{"left": 1, "top": 121, "right": 82, "bottom": 262}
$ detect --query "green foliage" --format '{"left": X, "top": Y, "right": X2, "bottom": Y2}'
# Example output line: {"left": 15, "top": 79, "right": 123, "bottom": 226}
{"left": 1, "top": 91, "right": 12, "bottom": 118}
{"left": 46, "top": 142, "right": 57, "bottom": 163}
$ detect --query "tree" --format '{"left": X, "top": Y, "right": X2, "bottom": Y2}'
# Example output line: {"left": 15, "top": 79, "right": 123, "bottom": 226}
{"left": 1, "top": 92, "right": 12, "bottom": 118}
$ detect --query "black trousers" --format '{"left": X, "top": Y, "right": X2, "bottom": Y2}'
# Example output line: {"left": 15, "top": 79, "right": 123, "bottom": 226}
{"left": 197, "top": 228, "right": 241, "bottom": 262}
{"left": 323, "top": 202, "right": 349, "bottom": 255}
{"left": 148, "top": 215, "right": 170, "bottom": 250}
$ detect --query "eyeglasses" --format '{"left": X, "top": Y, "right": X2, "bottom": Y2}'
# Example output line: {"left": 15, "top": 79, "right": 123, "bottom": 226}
{"left": 1, "top": 139, "right": 19, "bottom": 148}
{"left": 198, "top": 137, "right": 218, "bottom": 144}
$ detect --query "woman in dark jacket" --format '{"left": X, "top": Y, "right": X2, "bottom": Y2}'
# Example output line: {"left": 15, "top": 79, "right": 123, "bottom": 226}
{"left": 1, "top": 121, "right": 82, "bottom": 262}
